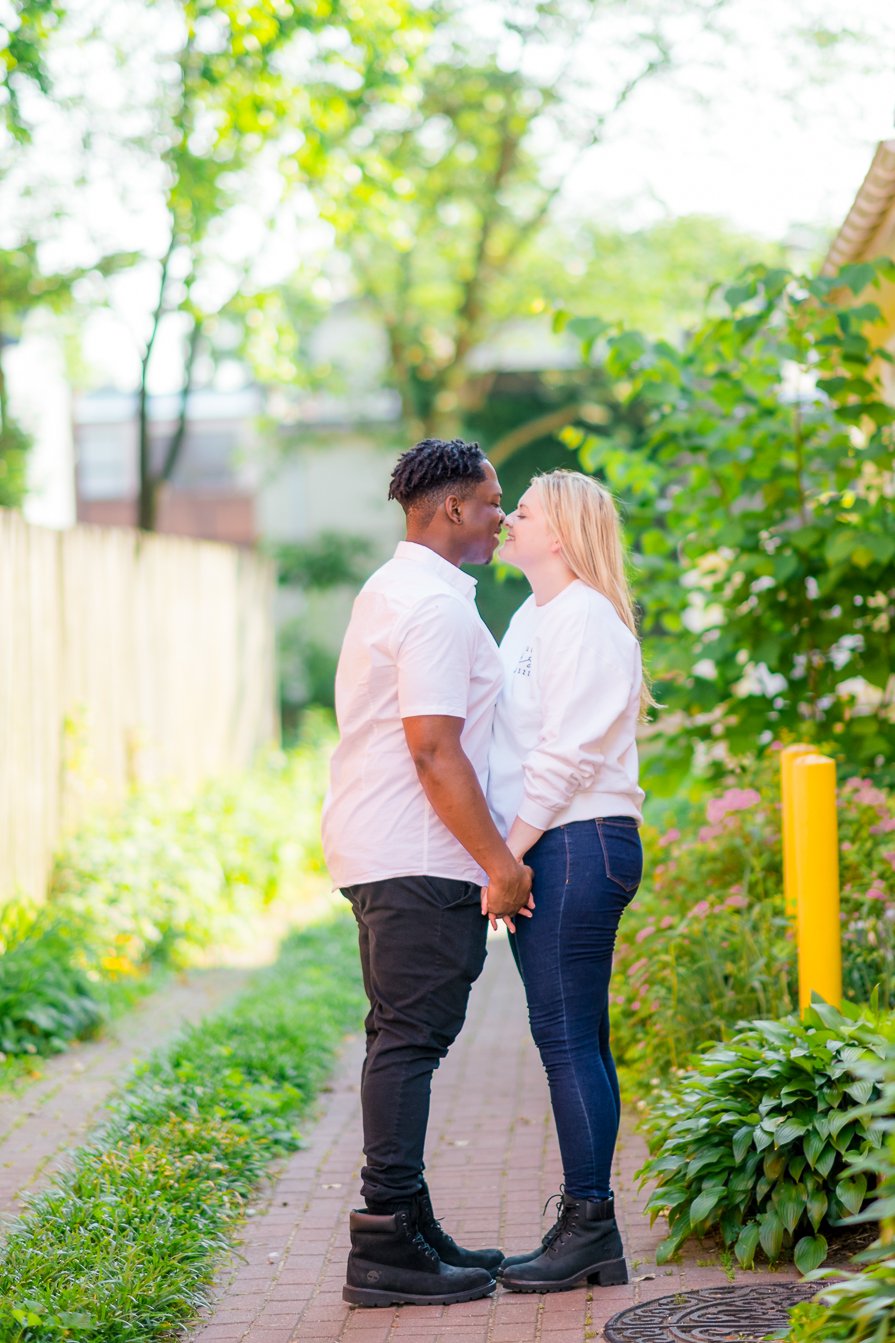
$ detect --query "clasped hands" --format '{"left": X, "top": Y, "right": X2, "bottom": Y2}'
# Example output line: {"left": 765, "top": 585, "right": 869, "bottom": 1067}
{"left": 480, "top": 856, "right": 534, "bottom": 934}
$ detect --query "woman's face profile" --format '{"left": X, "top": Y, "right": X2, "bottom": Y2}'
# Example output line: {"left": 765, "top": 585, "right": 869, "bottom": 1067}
{"left": 500, "top": 485, "right": 555, "bottom": 571}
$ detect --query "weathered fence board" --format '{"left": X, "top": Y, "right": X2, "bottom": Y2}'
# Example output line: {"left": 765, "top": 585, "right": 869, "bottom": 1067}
{"left": 0, "top": 511, "right": 277, "bottom": 905}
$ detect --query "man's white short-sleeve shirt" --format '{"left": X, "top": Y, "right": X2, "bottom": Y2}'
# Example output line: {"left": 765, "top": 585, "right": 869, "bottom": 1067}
{"left": 321, "top": 541, "right": 503, "bottom": 888}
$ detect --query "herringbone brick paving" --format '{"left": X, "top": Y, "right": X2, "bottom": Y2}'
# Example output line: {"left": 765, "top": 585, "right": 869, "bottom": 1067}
{"left": 190, "top": 934, "right": 800, "bottom": 1343}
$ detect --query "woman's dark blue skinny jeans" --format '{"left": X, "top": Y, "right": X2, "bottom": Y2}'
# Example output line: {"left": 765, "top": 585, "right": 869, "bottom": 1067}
{"left": 510, "top": 817, "right": 642, "bottom": 1202}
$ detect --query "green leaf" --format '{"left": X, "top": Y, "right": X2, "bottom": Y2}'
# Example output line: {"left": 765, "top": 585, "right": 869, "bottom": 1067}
{"left": 754, "top": 1126, "right": 774, "bottom": 1153}
{"left": 732, "top": 1125, "right": 754, "bottom": 1165}
{"left": 793, "top": 1233, "right": 828, "bottom": 1275}
{"left": 804, "top": 1129, "right": 825, "bottom": 1169}
{"left": 774, "top": 1118, "right": 808, "bottom": 1147}
{"left": 834, "top": 261, "right": 877, "bottom": 294}
{"left": 759, "top": 1209, "right": 784, "bottom": 1262}
{"left": 689, "top": 1186, "right": 726, "bottom": 1228}
{"left": 724, "top": 279, "right": 759, "bottom": 308}
{"left": 815, "top": 1144, "right": 837, "bottom": 1179}
{"left": 734, "top": 1221, "right": 761, "bottom": 1269}
{"left": 836, "top": 1175, "right": 868, "bottom": 1216}
{"left": 807, "top": 1189, "right": 828, "bottom": 1232}
{"left": 763, "top": 1149, "right": 787, "bottom": 1181}
{"left": 774, "top": 1182, "right": 805, "bottom": 1235}
{"left": 606, "top": 330, "right": 647, "bottom": 375}
{"left": 655, "top": 1224, "right": 689, "bottom": 1265}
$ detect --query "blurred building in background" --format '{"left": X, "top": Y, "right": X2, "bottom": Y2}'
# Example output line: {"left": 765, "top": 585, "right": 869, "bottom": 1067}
{"left": 824, "top": 134, "right": 895, "bottom": 395}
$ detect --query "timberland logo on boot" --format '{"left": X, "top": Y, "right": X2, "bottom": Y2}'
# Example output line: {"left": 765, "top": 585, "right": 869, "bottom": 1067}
{"left": 365, "top": 1270, "right": 381, "bottom": 1283}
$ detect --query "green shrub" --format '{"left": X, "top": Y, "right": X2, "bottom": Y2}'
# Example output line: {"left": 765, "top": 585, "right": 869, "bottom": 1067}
{"left": 639, "top": 999, "right": 892, "bottom": 1271}
{"left": 0, "top": 916, "right": 364, "bottom": 1342}
{"left": 613, "top": 751, "right": 895, "bottom": 1086}
{"left": 786, "top": 1039, "right": 895, "bottom": 1341}
{"left": 0, "top": 715, "right": 335, "bottom": 1061}
{"left": 0, "top": 915, "right": 103, "bottom": 1055}
{"left": 567, "top": 260, "right": 895, "bottom": 778}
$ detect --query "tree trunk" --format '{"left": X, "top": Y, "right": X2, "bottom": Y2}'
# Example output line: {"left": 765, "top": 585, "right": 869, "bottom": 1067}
{"left": 488, "top": 403, "right": 583, "bottom": 466}
{"left": 139, "top": 476, "right": 162, "bottom": 532}
{"left": 138, "top": 236, "right": 175, "bottom": 531}
{"left": 159, "top": 315, "right": 202, "bottom": 485}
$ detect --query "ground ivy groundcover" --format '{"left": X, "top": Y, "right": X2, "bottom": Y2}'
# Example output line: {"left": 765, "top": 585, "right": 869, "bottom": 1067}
{"left": 0, "top": 916, "right": 364, "bottom": 1343}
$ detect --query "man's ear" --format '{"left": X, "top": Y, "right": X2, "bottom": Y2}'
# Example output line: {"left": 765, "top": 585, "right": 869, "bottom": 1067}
{"left": 443, "top": 493, "right": 465, "bottom": 525}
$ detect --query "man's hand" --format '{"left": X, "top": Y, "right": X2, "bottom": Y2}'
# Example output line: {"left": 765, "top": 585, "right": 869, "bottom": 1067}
{"left": 481, "top": 858, "right": 534, "bottom": 932}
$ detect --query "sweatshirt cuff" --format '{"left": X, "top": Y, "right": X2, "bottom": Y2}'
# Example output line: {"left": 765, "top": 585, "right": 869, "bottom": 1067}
{"left": 517, "top": 796, "right": 562, "bottom": 830}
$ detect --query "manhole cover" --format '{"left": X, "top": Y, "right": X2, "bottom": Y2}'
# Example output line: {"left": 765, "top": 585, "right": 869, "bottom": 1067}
{"left": 604, "top": 1284, "right": 820, "bottom": 1342}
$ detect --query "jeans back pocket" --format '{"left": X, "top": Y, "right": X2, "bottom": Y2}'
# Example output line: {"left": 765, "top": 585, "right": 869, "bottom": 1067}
{"left": 596, "top": 820, "right": 643, "bottom": 893}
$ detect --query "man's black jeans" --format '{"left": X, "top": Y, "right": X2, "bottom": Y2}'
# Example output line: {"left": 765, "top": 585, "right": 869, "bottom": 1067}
{"left": 342, "top": 875, "right": 488, "bottom": 1208}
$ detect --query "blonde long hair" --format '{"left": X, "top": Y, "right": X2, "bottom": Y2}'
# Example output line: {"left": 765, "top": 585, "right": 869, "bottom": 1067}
{"left": 533, "top": 470, "right": 656, "bottom": 717}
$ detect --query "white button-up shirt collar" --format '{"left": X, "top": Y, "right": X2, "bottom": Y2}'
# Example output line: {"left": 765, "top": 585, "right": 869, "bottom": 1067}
{"left": 393, "top": 541, "right": 477, "bottom": 599}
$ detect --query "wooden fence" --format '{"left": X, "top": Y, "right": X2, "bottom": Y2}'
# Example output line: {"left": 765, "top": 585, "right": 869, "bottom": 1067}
{"left": 0, "top": 510, "right": 278, "bottom": 906}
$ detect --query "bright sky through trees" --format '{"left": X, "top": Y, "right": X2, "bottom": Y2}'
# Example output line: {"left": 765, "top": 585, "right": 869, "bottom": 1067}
{"left": 3, "top": 0, "right": 893, "bottom": 394}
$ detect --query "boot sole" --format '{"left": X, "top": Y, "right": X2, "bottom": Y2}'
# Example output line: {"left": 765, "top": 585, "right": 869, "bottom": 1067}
{"left": 343, "top": 1278, "right": 497, "bottom": 1307}
{"left": 500, "top": 1257, "right": 628, "bottom": 1293}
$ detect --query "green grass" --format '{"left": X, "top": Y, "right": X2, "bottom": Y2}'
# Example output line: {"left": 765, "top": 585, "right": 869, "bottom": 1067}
{"left": 0, "top": 914, "right": 364, "bottom": 1342}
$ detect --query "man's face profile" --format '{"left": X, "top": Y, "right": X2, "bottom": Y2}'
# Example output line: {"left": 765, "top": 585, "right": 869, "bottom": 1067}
{"left": 458, "top": 461, "right": 505, "bottom": 565}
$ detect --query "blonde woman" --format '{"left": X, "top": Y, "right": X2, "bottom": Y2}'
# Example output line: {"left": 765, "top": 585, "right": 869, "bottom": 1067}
{"left": 485, "top": 470, "right": 647, "bottom": 1294}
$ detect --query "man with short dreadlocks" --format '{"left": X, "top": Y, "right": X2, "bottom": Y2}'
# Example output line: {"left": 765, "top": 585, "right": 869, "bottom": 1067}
{"left": 323, "top": 439, "right": 533, "bottom": 1308}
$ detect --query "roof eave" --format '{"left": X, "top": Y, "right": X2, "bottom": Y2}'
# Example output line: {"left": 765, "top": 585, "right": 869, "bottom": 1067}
{"left": 823, "top": 138, "right": 895, "bottom": 275}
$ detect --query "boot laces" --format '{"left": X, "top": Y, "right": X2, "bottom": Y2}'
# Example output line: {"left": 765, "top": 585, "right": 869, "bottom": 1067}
{"left": 541, "top": 1186, "right": 577, "bottom": 1254}
{"left": 419, "top": 1197, "right": 458, "bottom": 1250}
{"left": 412, "top": 1229, "right": 440, "bottom": 1264}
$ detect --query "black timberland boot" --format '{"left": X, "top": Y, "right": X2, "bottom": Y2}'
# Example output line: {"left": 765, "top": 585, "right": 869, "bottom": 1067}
{"left": 414, "top": 1179, "right": 504, "bottom": 1272}
{"left": 499, "top": 1186, "right": 582, "bottom": 1271}
{"left": 499, "top": 1192, "right": 627, "bottom": 1293}
{"left": 343, "top": 1207, "right": 497, "bottom": 1306}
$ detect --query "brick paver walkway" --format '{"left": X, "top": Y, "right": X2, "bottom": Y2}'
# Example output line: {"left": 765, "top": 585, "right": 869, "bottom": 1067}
{"left": 190, "top": 934, "right": 799, "bottom": 1343}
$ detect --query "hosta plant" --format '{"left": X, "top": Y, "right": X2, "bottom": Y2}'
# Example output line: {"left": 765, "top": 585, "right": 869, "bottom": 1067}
{"left": 786, "top": 1038, "right": 895, "bottom": 1341}
{"left": 639, "top": 999, "right": 891, "bottom": 1271}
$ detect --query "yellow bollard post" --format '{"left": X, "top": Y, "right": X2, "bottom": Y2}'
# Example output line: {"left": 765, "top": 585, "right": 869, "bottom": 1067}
{"left": 780, "top": 744, "right": 816, "bottom": 918}
{"left": 791, "top": 753, "right": 842, "bottom": 1013}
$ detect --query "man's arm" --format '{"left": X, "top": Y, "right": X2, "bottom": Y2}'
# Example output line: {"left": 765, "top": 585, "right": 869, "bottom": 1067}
{"left": 402, "top": 714, "right": 532, "bottom": 917}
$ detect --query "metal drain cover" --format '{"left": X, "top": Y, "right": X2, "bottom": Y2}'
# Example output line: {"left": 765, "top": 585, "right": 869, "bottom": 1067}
{"left": 604, "top": 1284, "right": 820, "bottom": 1342}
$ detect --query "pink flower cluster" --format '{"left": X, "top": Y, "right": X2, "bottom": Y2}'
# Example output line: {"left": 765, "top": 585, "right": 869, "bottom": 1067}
{"left": 658, "top": 828, "right": 680, "bottom": 848}
{"left": 843, "top": 776, "right": 889, "bottom": 811}
{"left": 706, "top": 787, "right": 762, "bottom": 825}
{"left": 686, "top": 891, "right": 749, "bottom": 920}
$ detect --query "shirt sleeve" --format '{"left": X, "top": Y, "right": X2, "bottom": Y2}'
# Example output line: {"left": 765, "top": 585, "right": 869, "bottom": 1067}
{"left": 394, "top": 593, "right": 475, "bottom": 720}
{"left": 517, "top": 619, "right": 636, "bottom": 830}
